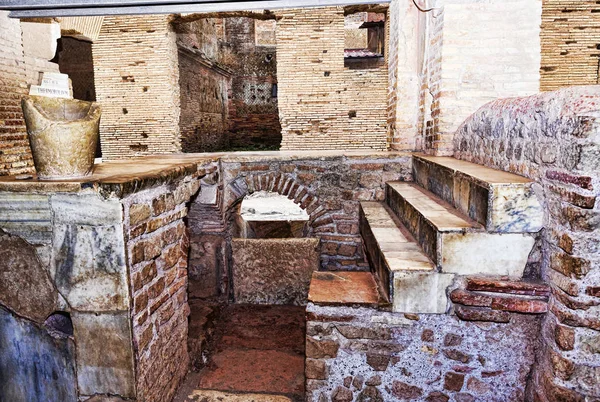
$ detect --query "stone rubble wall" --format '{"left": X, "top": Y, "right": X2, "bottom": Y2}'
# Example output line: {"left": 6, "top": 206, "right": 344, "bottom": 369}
{"left": 276, "top": 7, "right": 388, "bottom": 151}
{"left": 122, "top": 176, "right": 201, "bottom": 402}
{"left": 93, "top": 16, "right": 181, "bottom": 160}
{"left": 305, "top": 304, "right": 540, "bottom": 402}
{"left": 453, "top": 85, "right": 600, "bottom": 400}
{"left": 540, "top": 0, "right": 600, "bottom": 91}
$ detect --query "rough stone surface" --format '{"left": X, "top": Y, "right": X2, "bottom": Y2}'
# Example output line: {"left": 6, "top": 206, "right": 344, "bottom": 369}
{"left": 0, "top": 306, "right": 77, "bottom": 402}
{"left": 0, "top": 230, "right": 57, "bottom": 323}
{"left": 305, "top": 304, "right": 539, "bottom": 401}
{"left": 72, "top": 312, "right": 135, "bottom": 398}
{"left": 232, "top": 238, "right": 320, "bottom": 305}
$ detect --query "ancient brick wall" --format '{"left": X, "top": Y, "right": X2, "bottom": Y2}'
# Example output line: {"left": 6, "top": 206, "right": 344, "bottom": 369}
{"left": 386, "top": 0, "right": 420, "bottom": 152}
{"left": 93, "top": 16, "right": 181, "bottom": 160}
{"left": 0, "top": 12, "right": 35, "bottom": 176}
{"left": 454, "top": 85, "right": 600, "bottom": 400}
{"left": 224, "top": 17, "right": 281, "bottom": 149}
{"left": 416, "top": 0, "right": 542, "bottom": 156}
{"left": 276, "top": 7, "right": 388, "bottom": 151}
{"left": 306, "top": 304, "right": 540, "bottom": 401}
{"left": 178, "top": 49, "right": 231, "bottom": 152}
{"left": 541, "top": 0, "right": 600, "bottom": 91}
{"left": 176, "top": 18, "right": 232, "bottom": 152}
{"left": 123, "top": 176, "right": 201, "bottom": 402}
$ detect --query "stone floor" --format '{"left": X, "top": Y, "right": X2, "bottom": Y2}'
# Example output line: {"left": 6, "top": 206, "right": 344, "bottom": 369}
{"left": 175, "top": 303, "right": 306, "bottom": 402}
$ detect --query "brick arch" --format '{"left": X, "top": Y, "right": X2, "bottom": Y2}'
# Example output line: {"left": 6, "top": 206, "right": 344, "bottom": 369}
{"left": 224, "top": 171, "right": 329, "bottom": 231}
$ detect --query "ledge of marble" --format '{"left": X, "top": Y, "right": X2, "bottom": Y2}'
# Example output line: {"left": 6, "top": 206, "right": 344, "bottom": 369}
{"left": 0, "top": 151, "right": 411, "bottom": 197}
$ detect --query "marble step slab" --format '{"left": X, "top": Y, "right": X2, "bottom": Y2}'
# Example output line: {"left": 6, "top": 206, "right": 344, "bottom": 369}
{"left": 412, "top": 153, "right": 543, "bottom": 233}
{"left": 386, "top": 182, "right": 535, "bottom": 277}
{"left": 359, "top": 201, "right": 453, "bottom": 314}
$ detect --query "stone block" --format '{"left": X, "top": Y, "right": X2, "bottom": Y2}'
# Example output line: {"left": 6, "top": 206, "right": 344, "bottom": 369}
{"left": 440, "top": 232, "right": 535, "bottom": 276}
{"left": 392, "top": 272, "right": 455, "bottom": 314}
{"left": 51, "top": 193, "right": 123, "bottom": 226}
{"left": 0, "top": 193, "right": 52, "bottom": 245}
{"left": 72, "top": 312, "right": 135, "bottom": 397}
{"left": 53, "top": 224, "right": 129, "bottom": 311}
{"left": 231, "top": 238, "right": 320, "bottom": 305}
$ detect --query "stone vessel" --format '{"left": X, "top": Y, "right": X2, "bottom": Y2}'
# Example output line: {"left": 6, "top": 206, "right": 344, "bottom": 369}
{"left": 22, "top": 96, "right": 101, "bottom": 180}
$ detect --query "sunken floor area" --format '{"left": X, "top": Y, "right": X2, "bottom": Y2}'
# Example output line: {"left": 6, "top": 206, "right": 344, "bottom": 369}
{"left": 175, "top": 303, "right": 306, "bottom": 402}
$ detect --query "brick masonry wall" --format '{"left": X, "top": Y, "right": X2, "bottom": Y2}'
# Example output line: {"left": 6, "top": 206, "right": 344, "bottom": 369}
{"left": 93, "top": 16, "right": 181, "bottom": 160}
{"left": 540, "top": 0, "right": 600, "bottom": 91}
{"left": 306, "top": 304, "right": 540, "bottom": 401}
{"left": 417, "top": 0, "right": 542, "bottom": 156}
{"left": 224, "top": 17, "right": 281, "bottom": 149}
{"left": 0, "top": 11, "right": 35, "bottom": 176}
{"left": 276, "top": 7, "right": 388, "bottom": 151}
{"left": 123, "top": 176, "right": 201, "bottom": 402}
{"left": 219, "top": 153, "right": 412, "bottom": 272}
{"left": 176, "top": 18, "right": 233, "bottom": 153}
{"left": 453, "top": 85, "right": 600, "bottom": 400}
{"left": 178, "top": 48, "right": 231, "bottom": 152}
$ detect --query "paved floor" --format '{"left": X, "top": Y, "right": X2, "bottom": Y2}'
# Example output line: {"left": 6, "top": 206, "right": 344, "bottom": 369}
{"left": 175, "top": 304, "right": 306, "bottom": 402}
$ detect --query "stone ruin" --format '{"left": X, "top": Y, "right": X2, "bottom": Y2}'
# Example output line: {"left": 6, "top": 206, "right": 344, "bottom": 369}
{"left": 0, "top": 1, "right": 598, "bottom": 402}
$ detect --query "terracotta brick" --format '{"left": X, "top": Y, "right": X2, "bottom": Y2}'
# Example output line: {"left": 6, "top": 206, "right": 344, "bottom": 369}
{"left": 130, "top": 203, "right": 151, "bottom": 225}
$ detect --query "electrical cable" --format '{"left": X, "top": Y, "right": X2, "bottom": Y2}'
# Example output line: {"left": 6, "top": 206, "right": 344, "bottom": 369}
{"left": 412, "top": 0, "right": 435, "bottom": 13}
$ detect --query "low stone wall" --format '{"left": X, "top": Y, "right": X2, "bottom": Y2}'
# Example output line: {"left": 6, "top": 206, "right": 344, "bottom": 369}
{"left": 306, "top": 304, "right": 540, "bottom": 401}
{"left": 453, "top": 85, "right": 600, "bottom": 400}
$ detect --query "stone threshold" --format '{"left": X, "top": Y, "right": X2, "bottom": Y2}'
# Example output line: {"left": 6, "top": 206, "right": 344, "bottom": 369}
{"left": 0, "top": 150, "right": 410, "bottom": 196}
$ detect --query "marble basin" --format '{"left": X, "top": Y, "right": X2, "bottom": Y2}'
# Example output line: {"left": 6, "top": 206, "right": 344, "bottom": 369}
{"left": 22, "top": 96, "right": 101, "bottom": 180}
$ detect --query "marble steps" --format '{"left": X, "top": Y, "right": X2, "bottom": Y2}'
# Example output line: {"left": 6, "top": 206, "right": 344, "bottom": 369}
{"left": 359, "top": 201, "right": 454, "bottom": 314}
{"left": 412, "top": 153, "right": 543, "bottom": 233}
{"left": 386, "top": 181, "right": 535, "bottom": 277}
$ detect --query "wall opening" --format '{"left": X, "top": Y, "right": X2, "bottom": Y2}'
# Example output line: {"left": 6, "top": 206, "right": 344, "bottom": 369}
{"left": 174, "top": 13, "right": 281, "bottom": 153}
{"left": 239, "top": 190, "right": 309, "bottom": 238}
{"left": 344, "top": 8, "right": 386, "bottom": 69}
{"left": 52, "top": 36, "right": 101, "bottom": 157}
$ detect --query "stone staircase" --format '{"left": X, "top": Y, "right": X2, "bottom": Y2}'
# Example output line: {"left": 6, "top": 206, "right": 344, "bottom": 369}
{"left": 350, "top": 154, "right": 545, "bottom": 314}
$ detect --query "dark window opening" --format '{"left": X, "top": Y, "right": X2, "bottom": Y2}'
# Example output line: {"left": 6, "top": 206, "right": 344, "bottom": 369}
{"left": 344, "top": 10, "right": 386, "bottom": 69}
